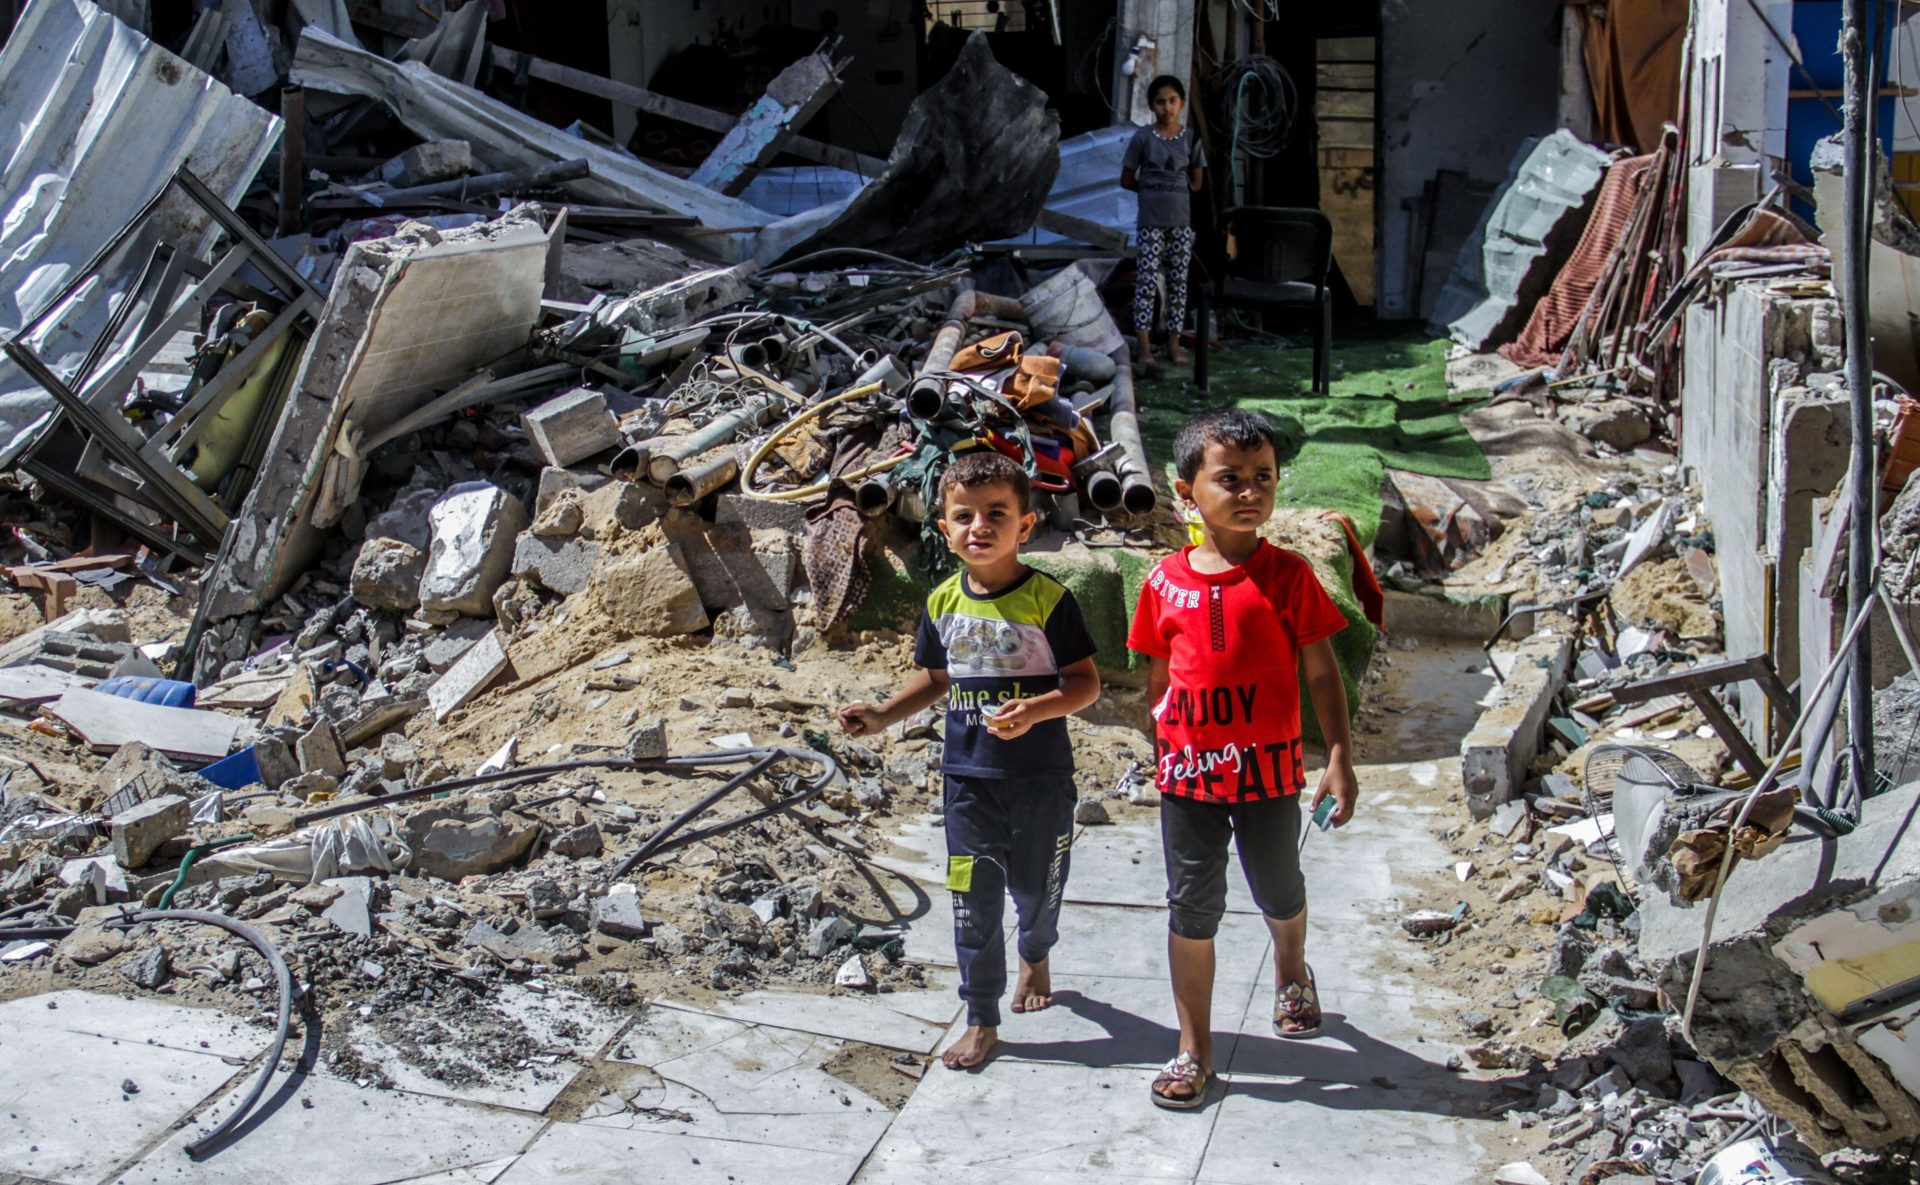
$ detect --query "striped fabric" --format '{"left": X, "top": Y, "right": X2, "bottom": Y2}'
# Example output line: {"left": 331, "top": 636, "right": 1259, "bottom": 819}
{"left": 1500, "top": 153, "right": 1657, "bottom": 369}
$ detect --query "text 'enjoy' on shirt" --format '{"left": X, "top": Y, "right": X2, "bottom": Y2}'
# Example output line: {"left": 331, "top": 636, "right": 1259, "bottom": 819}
{"left": 1126, "top": 542, "right": 1348, "bottom": 802}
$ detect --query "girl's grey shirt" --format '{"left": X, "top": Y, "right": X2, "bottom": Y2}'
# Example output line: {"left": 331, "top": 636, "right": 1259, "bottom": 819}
{"left": 1123, "top": 125, "right": 1204, "bottom": 229}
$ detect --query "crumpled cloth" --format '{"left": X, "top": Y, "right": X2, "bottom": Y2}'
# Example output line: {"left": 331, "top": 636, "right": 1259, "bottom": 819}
{"left": 951, "top": 330, "right": 1023, "bottom": 372}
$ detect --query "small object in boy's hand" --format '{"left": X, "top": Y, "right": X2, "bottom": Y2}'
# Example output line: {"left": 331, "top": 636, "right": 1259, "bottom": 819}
{"left": 985, "top": 702, "right": 1015, "bottom": 731}
{"left": 1312, "top": 796, "right": 1335, "bottom": 830}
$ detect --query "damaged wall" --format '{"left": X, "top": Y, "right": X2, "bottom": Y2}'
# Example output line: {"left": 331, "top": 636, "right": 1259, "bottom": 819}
{"left": 1375, "top": 0, "right": 1559, "bottom": 320}
{"left": 1685, "top": 0, "right": 1791, "bottom": 262}
{"left": 1644, "top": 779, "right": 1920, "bottom": 1153}
{"left": 1679, "top": 279, "right": 1844, "bottom": 741}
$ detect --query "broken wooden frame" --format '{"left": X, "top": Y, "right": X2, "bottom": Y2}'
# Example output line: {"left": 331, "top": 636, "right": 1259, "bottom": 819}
{"left": 2, "top": 167, "right": 322, "bottom": 557}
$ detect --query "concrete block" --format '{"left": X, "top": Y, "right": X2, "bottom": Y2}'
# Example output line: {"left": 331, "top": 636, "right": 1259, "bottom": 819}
{"left": 428, "top": 628, "right": 510, "bottom": 722}
{"left": 419, "top": 482, "right": 530, "bottom": 617}
{"left": 511, "top": 534, "right": 603, "bottom": 596}
{"left": 523, "top": 387, "right": 621, "bottom": 467}
{"left": 1460, "top": 622, "right": 1573, "bottom": 820}
{"left": 401, "top": 799, "right": 540, "bottom": 880}
{"left": 296, "top": 718, "right": 347, "bottom": 778}
{"left": 591, "top": 543, "right": 708, "bottom": 637}
{"left": 714, "top": 492, "right": 810, "bottom": 533}
{"left": 350, "top": 537, "right": 425, "bottom": 612}
{"left": 579, "top": 480, "right": 664, "bottom": 539}
{"left": 592, "top": 887, "right": 647, "bottom": 937}
{"left": 379, "top": 139, "right": 472, "bottom": 187}
{"left": 110, "top": 795, "right": 189, "bottom": 869}
{"left": 536, "top": 465, "right": 613, "bottom": 517}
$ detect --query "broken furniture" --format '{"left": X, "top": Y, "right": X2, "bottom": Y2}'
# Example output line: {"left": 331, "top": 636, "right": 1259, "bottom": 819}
{"left": 2, "top": 166, "right": 321, "bottom": 559}
{"left": 1212, "top": 207, "right": 1335, "bottom": 393}
{"left": 1610, "top": 655, "right": 1800, "bottom": 781}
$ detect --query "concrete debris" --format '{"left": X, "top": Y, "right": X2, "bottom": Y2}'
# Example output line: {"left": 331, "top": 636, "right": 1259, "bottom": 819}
{"left": 401, "top": 800, "right": 541, "bottom": 881}
{"left": 351, "top": 538, "right": 427, "bottom": 613}
{"left": 381, "top": 140, "right": 473, "bottom": 188}
{"left": 421, "top": 484, "right": 532, "bottom": 618}
{"left": 524, "top": 388, "right": 621, "bottom": 469}
{"left": 591, "top": 887, "right": 647, "bottom": 938}
{"left": 1073, "top": 796, "right": 1112, "bottom": 825}
{"left": 109, "top": 795, "right": 189, "bottom": 870}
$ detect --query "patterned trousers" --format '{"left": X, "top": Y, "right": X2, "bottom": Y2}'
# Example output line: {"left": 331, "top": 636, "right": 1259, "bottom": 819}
{"left": 1134, "top": 226, "right": 1196, "bottom": 336}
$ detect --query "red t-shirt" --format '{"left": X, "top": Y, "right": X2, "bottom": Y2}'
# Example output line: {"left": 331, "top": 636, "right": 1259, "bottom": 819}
{"left": 1126, "top": 542, "right": 1348, "bottom": 802}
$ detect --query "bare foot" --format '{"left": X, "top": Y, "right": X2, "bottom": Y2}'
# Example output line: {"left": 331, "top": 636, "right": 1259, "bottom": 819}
{"left": 1010, "top": 957, "right": 1053, "bottom": 1014}
{"left": 1168, "top": 343, "right": 1190, "bottom": 367}
{"left": 941, "top": 1025, "right": 998, "bottom": 1069}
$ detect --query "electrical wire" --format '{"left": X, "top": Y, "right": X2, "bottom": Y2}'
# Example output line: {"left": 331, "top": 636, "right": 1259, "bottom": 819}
{"left": 1213, "top": 56, "right": 1298, "bottom": 199}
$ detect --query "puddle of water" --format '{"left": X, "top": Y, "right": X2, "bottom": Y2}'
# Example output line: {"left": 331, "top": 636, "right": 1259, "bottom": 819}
{"left": 1360, "top": 635, "right": 1496, "bottom": 764}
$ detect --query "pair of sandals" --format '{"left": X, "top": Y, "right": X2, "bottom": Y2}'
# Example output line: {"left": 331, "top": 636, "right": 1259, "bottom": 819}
{"left": 1151, "top": 967, "right": 1322, "bottom": 1111}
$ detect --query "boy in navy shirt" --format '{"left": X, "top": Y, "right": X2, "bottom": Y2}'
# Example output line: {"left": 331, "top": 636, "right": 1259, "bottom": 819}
{"left": 840, "top": 452, "right": 1100, "bottom": 1069}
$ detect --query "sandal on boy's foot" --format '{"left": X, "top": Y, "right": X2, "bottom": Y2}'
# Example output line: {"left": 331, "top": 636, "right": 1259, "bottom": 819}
{"left": 1150, "top": 1051, "right": 1213, "bottom": 1110}
{"left": 1273, "top": 965, "right": 1323, "bottom": 1039}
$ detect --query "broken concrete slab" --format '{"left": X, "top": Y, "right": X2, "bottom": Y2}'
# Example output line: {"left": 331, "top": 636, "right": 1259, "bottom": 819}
{"left": 427, "top": 628, "right": 509, "bottom": 722}
{"left": 320, "top": 876, "right": 374, "bottom": 937}
{"left": 48, "top": 688, "right": 241, "bottom": 763}
{"left": 195, "top": 208, "right": 560, "bottom": 676}
{"left": 110, "top": 794, "right": 189, "bottom": 869}
{"left": 401, "top": 799, "right": 540, "bottom": 881}
{"left": 689, "top": 51, "right": 844, "bottom": 196}
{"left": 523, "top": 387, "right": 620, "bottom": 468}
{"left": 380, "top": 139, "right": 472, "bottom": 187}
{"left": 295, "top": 718, "right": 346, "bottom": 778}
{"left": 591, "top": 886, "right": 646, "bottom": 938}
{"left": 420, "top": 482, "right": 530, "bottom": 617}
{"left": 1460, "top": 624, "right": 1574, "bottom": 820}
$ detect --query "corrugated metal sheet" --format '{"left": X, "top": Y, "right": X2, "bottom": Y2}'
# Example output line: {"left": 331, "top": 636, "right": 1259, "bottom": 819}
{"left": 0, "top": 0, "right": 279, "bottom": 465}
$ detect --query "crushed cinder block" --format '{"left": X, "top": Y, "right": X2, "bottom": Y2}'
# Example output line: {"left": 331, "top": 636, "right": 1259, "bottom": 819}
{"left": 530, "top": 487, "right": 586, "bottom": 537}
{"left": 351, "top": 537, "right": 426, "bottom": 612}
{"left": 523, "top": 387, "right": 621, "bottom": 467}
{"left": 807, "top": 916, "right": 854, "bottom": 957}
{"left": 419, "top": 482, "right": 530, "bottom": 617}
{"left": 511, "top": 534, "right": 603, "bottom": 596}
{"left": 551, "top": 823, "right": 603, "bottom": 858}
{"left": 380, "top": 139, "right": 473, "bottom": 186}
{"left": 110, "top": 795, "right": 190, "bottom": 869}
{"left": 536, "top": 466, "right": 612, "bottom": 519}
{"left": 120, "top": 946, "right": 171, "bottom": 990}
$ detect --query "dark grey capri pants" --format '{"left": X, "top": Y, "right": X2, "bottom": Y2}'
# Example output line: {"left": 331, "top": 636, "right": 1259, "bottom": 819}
{"left": 1161, "top": 792, "right": 1305, "bottom": 939}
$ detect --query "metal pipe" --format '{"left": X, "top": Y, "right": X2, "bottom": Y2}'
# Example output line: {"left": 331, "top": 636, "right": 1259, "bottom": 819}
{"left": 853, "top": 353, "right": 909, "bottom": 395}
{"left": 278, "top": 86, "right": 304, "bottom": 236}
{"left": 855, "top": 471, "right": 897, "bottom": 517}
{"left": 1105, "top": 347, "right": 1159, "bottom": 515}
{"left": 647, "top": 396, "right": 779, "bottom": 485}
{"left": 1083, "top": 469, "right": 1123, "bottom": 512}
{"left": 665, "top": 454, "right": 738, "bottom": 506}
{"left": 314, "top": 158, "right": 591, "bottom": 209}
{"left": 909, "top": 289, "right": 1026, "bottom": 420}
{"left": 293, "top": 748, "right": 840, "bottom": 827}
{"left": 1842, "top": 0, "right": 1877, "bottom": 804}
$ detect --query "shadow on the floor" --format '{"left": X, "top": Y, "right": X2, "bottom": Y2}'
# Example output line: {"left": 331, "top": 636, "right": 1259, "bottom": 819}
{"left": 994, "top": 990, "right": 1514, "bottom": 1118}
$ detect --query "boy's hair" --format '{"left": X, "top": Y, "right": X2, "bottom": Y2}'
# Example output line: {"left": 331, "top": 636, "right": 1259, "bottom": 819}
{"left": 1174, "top": 409, "right": 1279, "bottom": 481}
{"left": 939, "top": 450, "right": 1031, "bottom": 512}
{"left": 1147, "top": 74, "right": 1185, "bottom": 102}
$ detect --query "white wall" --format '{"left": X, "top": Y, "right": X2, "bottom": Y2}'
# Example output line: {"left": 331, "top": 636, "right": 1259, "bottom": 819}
{"left": 1374, "top": 0, "right": 1558, "bottom": 320}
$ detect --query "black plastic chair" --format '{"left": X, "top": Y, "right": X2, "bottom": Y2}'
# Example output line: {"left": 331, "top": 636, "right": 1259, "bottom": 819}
{"left": 1215, "top": 207, "right": 1334, "bottom": 393}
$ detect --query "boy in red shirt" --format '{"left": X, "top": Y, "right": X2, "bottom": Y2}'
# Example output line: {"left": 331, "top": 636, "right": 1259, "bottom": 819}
{"left": 1125, "top": 408, "right": 1358, "bottom": 1109}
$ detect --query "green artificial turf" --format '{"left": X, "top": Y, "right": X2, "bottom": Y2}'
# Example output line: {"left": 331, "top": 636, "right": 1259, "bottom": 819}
{"left": 1132, "top": 326, "right": 1492, "bottom": 548}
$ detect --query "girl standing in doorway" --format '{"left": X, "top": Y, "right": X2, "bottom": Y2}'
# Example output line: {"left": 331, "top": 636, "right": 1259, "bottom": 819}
{"left": 1121, "top": 74, "right": 1206, "bottom": 378}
